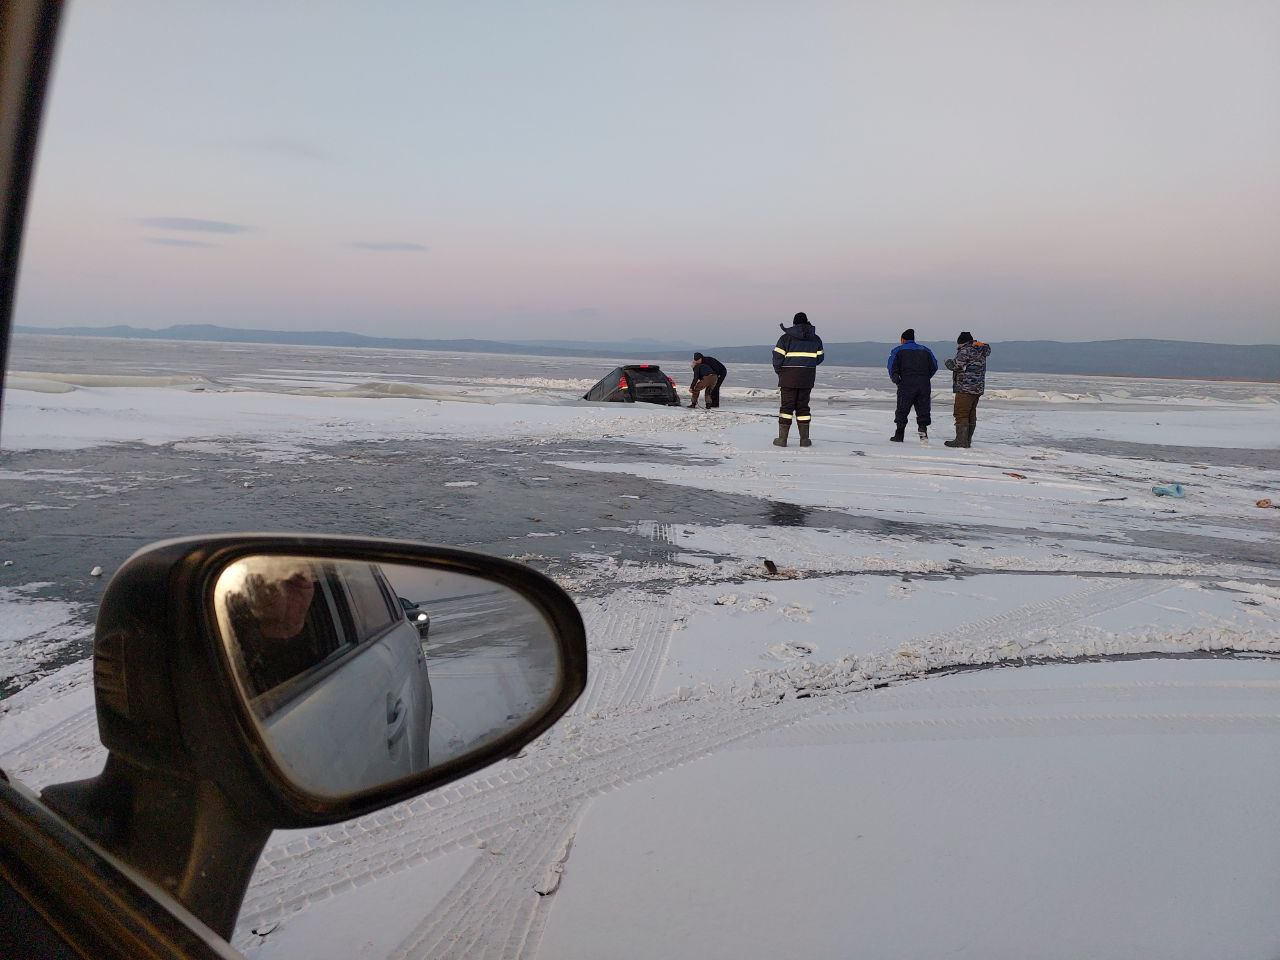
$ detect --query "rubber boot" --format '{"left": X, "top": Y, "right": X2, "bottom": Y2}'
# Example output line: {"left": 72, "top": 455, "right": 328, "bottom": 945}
{"left": 890, "top": 424, "right": 906, "bottom": 442}
{"left": 918, "top": 426, "right": 928, "bottom": 441}
{"left": 964, "top": 423, "right": 975, "bottom": 448}
{"left": 944, "top": 423, "right": 970, "bottom": 448}
{"left": 798, "top": 420, "right": 812, "bottom": 447}
{"left": 773, "top": 420, "right": 791, "bottom": 447}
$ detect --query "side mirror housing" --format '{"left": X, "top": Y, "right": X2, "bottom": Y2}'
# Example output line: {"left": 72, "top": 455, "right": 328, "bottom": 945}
{"left": 41, "top": 534, "right": 587, "bottom": 940}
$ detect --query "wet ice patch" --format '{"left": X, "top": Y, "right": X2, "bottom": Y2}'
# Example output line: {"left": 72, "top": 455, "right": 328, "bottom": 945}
{"left": 0, "top": 585, "right": 92, "bottom": 694}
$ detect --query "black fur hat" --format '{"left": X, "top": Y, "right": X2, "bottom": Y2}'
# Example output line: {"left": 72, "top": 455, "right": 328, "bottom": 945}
{"left": 957, "top": 331, "right": 974, "bottom": 344}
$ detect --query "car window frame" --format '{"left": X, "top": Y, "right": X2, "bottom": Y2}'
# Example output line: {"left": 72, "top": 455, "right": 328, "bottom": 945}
{"left": 0, "top": 778, "right": 241, "bottom": 960}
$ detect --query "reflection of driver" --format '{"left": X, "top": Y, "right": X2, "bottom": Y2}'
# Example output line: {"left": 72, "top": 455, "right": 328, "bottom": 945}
{"left": 225, "top": 562, "right": 337, "bottom": 698}
{"left": 251, "top": 571, "right": 314, "bottom": 639}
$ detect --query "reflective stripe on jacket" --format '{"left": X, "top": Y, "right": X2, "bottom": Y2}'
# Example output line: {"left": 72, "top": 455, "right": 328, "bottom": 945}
{"left": 772, "top": 323, "right": 825, "bottom": 389}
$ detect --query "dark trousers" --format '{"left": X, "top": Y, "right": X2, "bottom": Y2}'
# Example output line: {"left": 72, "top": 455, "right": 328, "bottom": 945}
{"left": 708, "top": 375, "right": 723, "bottom": 408}
{"left": 894, "top": 379, "right": 932, "bottom": 428}
{"left": 779, "top": 386, "right": 812, "bottom": 423}
{"left": 954, "top": 391, "right": 979, "bottom": 427}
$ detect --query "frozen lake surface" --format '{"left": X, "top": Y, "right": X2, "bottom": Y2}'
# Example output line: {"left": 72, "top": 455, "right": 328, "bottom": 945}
{"left": 2, "top": 333, "right": 1280, "bottom": 958}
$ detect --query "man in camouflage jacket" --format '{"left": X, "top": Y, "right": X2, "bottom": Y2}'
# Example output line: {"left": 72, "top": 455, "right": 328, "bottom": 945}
{"left": 944, "top": 331, "right": 991, "bottom": 448}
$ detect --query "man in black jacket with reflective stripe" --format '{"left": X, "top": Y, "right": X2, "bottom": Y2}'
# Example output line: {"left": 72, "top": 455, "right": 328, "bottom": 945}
{"left": 772, "top": 312, "right": 825, "bottom": 448}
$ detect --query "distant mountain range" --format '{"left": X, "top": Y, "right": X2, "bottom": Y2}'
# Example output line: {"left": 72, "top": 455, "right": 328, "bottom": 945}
{"left": 15, "top": 323, "right": 1280, "bottom": 382}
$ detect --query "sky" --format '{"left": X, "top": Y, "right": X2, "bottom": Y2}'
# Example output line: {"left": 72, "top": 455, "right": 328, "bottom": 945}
{"left": 13, "top": 0, "right": 1280, "bottom": 345}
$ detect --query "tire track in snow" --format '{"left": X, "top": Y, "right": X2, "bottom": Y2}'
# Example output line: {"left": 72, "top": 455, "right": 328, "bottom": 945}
{"left": 238, "top": 582, "right": 681, "bottom": 942}
{"left": 635, "top": 520, "right": 674, "bottom": 545}
{"left": 391, "top": 586, "right": 673, "bottom": 959}
{"left": 388, "top": 806, "right": 580, "bottom": 960}
{"left": 515, "top": 812, "right": 584, "bottom": 960}
{"left": 567, "top": 598, "right": 623, "bottom": 717}
{"left": 1, "top": 703, "right": 96, "bottom": 762}
{"left": 611, "top": 592, "right": 675, "bottom": 706}
{"left": 388, "top": 805, "right": 588, "bottom": 960}
{"left": 235, "top": 695, "right": 815, "bottom": 934}
{"left": 233, "top": 576, "right": 1189, "bottom": 946}
{"left": 570, "top": 584, "right": 671, "bottom": 717}
{"left": 903, "top": 579, "right": 1168, "bottom": 656}
{"left": 0, "top": 706, "right": 101, "bottom": 788}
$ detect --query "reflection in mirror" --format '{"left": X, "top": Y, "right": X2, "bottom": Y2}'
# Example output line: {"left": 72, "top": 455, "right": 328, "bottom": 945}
{"left": 213, "top": 556, "right": 562, "bottom": 798}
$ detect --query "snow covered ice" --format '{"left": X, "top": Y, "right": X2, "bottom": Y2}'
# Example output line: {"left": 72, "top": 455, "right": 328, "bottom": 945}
{"left": 3, "top": 336, "right": 1280, "bottom": 959}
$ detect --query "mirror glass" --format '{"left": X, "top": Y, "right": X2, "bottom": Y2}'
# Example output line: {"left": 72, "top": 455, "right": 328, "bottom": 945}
{"left": 212, "top": 555, "right": 563, "bottom": 798}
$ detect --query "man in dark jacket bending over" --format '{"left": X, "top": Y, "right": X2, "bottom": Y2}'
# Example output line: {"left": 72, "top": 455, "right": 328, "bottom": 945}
{"left": 886, "top": 328, "right": 938, "bottom": 442}
{"left": 772, "top": 312, "right": 824, "bottom": 448}
{"left": 691, "top": 352, "right": 727, "bottom": 408}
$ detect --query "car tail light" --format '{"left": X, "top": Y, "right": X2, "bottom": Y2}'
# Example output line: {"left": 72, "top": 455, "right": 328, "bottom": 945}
{"left": 637, "top": 364, "right": 651, "bottom": 368}
{"left": 666, "top": 376, "right": 677, "bottom": 387}
{"left": 618, "top": 376, "right": 629, "bottom": 389}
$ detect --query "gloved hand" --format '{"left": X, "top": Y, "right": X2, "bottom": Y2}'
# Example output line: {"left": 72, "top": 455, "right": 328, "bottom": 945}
{"left": 944, "top": 358, "right": 956, "bottom": 370}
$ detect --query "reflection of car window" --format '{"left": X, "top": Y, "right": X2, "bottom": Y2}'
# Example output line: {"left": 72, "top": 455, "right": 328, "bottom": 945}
{"left": 341, "top": 564, "right": 399, "bottom": 641}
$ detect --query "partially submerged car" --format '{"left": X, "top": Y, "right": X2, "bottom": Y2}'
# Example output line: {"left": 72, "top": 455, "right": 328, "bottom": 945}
{"left": 582, "top": 364, "right": 681, "bottom": 405}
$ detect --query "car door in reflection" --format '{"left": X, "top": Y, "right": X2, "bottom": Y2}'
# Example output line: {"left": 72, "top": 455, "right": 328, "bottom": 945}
{"left": 249, "top": 562, "right": 433, "bottom": 795}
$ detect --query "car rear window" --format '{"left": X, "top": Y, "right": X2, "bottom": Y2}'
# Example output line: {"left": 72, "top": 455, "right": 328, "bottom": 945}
{"left": 625, "top": 367, "right": 667, "bottom": 384}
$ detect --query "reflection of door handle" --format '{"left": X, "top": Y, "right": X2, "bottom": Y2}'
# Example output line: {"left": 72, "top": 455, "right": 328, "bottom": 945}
{"left": 386, "top": 695, "right": 407, "bottom": 749}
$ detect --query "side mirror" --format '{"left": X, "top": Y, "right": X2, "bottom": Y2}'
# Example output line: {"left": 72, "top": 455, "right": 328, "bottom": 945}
{"left": 40, "top": 535, "right": 587, "bottom": 940}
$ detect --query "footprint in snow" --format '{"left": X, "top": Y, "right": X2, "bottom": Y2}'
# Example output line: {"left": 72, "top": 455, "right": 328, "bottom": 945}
{"left": 767, "top": 641, "right": 814, "bottom": 660}
{"left": 888, "top": 581, "right": 914, "bottom": 599}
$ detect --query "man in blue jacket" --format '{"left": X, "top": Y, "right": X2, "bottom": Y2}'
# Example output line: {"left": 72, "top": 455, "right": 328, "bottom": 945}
{"left": 886, "top": 328, "right": 938, "bottom": 442}
{"left": 772, "top": 312, "right": 824, "bottom": 447}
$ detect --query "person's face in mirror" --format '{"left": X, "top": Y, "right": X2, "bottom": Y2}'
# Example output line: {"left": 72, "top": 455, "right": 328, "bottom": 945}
{"left": 249, "top": 570, "right": 315, "bottom": 639}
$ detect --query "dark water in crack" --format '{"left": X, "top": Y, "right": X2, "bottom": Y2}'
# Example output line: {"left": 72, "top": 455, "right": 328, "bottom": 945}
{"left": 3, "top": 434, "right": 1277, "bottom": 695}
